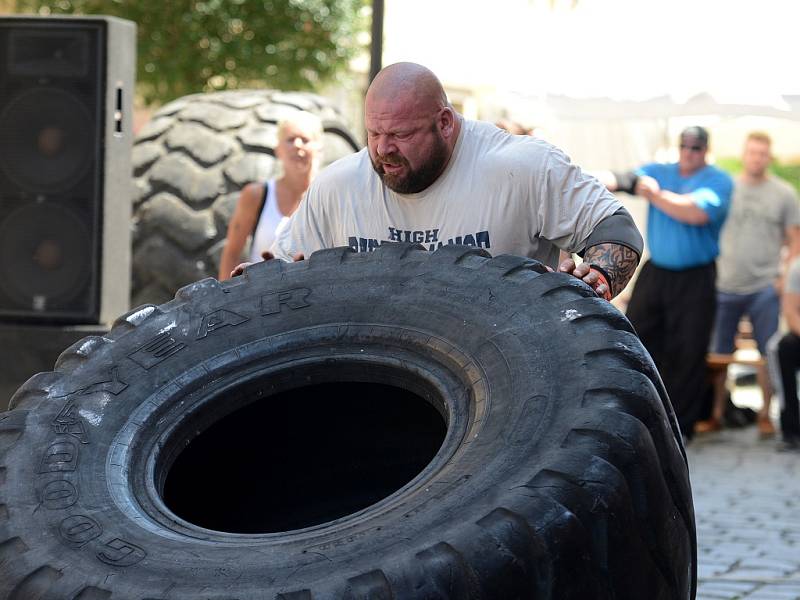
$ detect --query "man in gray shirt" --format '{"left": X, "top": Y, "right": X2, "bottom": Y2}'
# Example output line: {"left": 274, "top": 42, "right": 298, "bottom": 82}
{"left": 238, "top": 62, "right": 643, "bottom": 300}
{"left": 708, "top": 132, "right": 800, "bottom": 435}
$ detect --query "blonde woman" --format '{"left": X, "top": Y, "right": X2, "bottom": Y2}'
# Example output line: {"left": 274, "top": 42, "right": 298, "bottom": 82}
{"left": 218, "top": 112, "right": 323, "bottom": 280}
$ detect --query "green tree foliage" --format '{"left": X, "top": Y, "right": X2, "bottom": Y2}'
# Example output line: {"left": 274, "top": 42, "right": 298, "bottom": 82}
{"left": 16, "top": 0, "right": 368, "bottom": 106}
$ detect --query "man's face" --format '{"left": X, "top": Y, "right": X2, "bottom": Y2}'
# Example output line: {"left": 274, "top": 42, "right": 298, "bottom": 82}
{"left": 678, "top": 135, "right": 708, "bottom": 175}
{"left": 742, "top": 139, "right": 771, "bottom": 178}
{"left": 365, "top": 98, "right": 450, "bottom": 194}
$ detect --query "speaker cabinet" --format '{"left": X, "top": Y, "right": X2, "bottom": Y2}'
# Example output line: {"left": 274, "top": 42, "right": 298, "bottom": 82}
{"left": 0, "top": 16, "right": 135, "bottom": 324}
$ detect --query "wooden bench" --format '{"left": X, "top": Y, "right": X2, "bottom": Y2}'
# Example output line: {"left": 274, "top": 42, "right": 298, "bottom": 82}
{"left": 702, "top": 348, "right": 770, "bottom": 432}
{"left": 699, "top": 316, "right": 773, "bottom": 433}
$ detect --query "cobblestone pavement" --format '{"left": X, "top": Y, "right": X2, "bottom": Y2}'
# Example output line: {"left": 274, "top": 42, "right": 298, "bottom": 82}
{"left": 689, "top": 419, "right": 800, "bottom": 600}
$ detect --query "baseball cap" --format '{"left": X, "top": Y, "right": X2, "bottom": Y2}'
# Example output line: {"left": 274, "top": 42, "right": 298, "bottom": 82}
{"left": 680, "top": 126, "right": 709, "bottom": 146}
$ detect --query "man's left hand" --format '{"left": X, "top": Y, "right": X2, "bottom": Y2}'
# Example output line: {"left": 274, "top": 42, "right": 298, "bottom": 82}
{"left": 558, "top": 258, "right": 611, "bottom": 301}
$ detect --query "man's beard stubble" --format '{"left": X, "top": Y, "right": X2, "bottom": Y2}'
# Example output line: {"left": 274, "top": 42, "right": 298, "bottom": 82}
{"left": 370, "top": 129, "right": 449, "bottom": 194}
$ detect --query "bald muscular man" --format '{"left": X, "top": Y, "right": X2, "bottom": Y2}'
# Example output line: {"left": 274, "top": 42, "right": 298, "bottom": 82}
{"left": 251, "top": 63, "right": 642, "bottom": 299}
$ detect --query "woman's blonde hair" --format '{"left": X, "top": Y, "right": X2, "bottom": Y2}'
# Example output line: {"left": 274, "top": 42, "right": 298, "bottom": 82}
{"left": 277, "top": 111, "right": 324, "bottom": 143}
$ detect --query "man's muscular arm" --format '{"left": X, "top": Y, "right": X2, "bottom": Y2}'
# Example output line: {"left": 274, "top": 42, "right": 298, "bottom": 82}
{"left": 558, "top": 243, "right": 639, "bottom": 300}
{"left": 582, "top": 242, "right": 640, "bottom": 298}
{"left": 557, "top": 207, "right": 642, "bottom": 299}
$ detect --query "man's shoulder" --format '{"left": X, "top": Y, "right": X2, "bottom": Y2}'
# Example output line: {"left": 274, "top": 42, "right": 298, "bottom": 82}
{"left": 463, "top": 119, "right": 553, "bottom": 161}
{"left": 461, "top": 122, "right": 569, "bottom": 187}
{"left": 704, "top": 164, "right": 733, "bottom": 182}
{"left": 766, "top": 174, "right": 799, "bottom": 199}
{"left": 638, "top": 162, "right": 676, "bottom": 177}
{"left": 701, "top": 165, "right": 734, "bottom": 192}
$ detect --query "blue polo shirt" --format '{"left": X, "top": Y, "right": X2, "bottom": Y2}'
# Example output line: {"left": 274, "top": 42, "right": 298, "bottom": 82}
{"left": 635, "top": 162, "right": 732, "bottom": 270}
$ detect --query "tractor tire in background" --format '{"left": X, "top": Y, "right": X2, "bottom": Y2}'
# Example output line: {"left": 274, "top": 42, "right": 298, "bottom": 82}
{"left": 131, "top": 89, "right": 361, "bottom": 307}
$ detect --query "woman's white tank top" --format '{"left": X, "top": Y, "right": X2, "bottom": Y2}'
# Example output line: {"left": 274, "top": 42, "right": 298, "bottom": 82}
{"left": 248, "top": 179, "right": 291, "bottom": 262}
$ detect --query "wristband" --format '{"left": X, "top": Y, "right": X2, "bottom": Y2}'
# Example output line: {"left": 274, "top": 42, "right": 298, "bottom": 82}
{"left": 588, "top": 263, "right": 613, "bottom": 301}
{"left": 611, "top": 171, "right": 640, "bottom": 195}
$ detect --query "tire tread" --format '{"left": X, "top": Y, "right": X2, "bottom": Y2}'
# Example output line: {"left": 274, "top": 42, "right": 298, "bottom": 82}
{"left": 8, "top": 565, "right": 62, "bottom": 600}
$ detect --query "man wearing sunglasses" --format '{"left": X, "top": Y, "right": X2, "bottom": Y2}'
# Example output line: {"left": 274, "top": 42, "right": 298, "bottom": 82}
{"left": 603, "top": 126, "right": 733, "bottom": 442}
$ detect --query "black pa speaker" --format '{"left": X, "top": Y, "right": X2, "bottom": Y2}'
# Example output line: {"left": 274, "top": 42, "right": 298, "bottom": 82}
{"left": 0, "top": 15, "right": 135, "bottom": 324}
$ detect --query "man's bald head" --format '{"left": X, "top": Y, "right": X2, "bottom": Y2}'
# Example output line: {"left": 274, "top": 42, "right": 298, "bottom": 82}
{"left": 366, "top": 62, "right": 449, "bottom": 112}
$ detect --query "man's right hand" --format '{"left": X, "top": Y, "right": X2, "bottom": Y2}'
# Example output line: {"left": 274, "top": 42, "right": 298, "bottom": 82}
{"left": 635, "top": 175, "right": 660, "bottom": 201}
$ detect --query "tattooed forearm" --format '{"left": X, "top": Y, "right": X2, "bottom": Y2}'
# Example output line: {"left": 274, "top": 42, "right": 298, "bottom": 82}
{"left": 583, "top": 243, "right": 640, "bottom": 298}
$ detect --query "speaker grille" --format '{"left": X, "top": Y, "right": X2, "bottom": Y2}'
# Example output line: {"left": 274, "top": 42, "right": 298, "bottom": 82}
{"left": 0, "top": 87, "right": 95, "bottom": 193}
{"left": 0, "top": 203, "right": 92, "bottom": 312}
{"left": 8, "top": 29, "right": 90, "bottom": 77}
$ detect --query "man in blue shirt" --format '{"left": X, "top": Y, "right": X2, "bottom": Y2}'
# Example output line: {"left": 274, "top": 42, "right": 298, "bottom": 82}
{"left": 605, "top": 126, "right": 733, "bottom": 441}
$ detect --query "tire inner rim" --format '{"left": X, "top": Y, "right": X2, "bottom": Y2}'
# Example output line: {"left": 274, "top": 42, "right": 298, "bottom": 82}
{"left": 154, "top": 359, "right": 449, "bottom": 534}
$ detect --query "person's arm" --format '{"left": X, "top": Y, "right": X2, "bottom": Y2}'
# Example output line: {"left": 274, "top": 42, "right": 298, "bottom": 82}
{"left": 773, "top": 188, "right": 800, "bottom": 292}
{"left": 636, "top": 176, "right": 709, "bottom": 224}
{"left": 558, "top": 208, "right": 642, "bottom": 299}
{"left": 772, "top": 225, "right": 800, "bottom": 295}
{"left": 558, "top": 244, "right": 639, "bottom": 301}
{"left": 218, "top": 183, "right": 263, "bottom": 280}
{"left": 786, "top": 225, "right": 800, "bottom": 262}
{"left": 593, "top": 170, "right": 639, "bottom": 195}
{"left": 782, "top": 257, "right": 800, "bottom": 334}
{"left": 784, "top": 289, "right": 800, "bottom": 337}
{"left": 533, "top": 148, "right": 642, "bottom": 299}
{"left": 582, "top": 243, "right": 640, "bottom": 298}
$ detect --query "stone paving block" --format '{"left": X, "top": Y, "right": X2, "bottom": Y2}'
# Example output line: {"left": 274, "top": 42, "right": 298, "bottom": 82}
{"left": 743, "top": 585, "right": 800, "bottom": 600}
{"left": 702, "top": 542, "right": 760, "bottom": 556}
{"left": 759, "top": 559, "right": 799, "bottom": 569}
{"left": 759, "top": 551, "right": 800, "bottom": 563}
{"left": 703, "top": 528, "right": 762, "bottom": 537}
{"left": 765, "top": 521, "right": 800, "bottom": 530}
{"left": 733, "top": 531, "right": 788, "bottom": 543}
{"left": 724, "top": 569, "right": 793, "bottom": 580}
{"left": 699, "top": 580, "right": 759, "bottom": 594}
{"left": 699, "top": 563, "right": 736, "bottom": 578}
{"left": 739, "top": 559, "right": 800, "bottom": 575}
{"left": 702, "top": 550, "right": 743, "bottom": 562}
{"left": 704, "top": 561, "right": 746, "bottom": 574}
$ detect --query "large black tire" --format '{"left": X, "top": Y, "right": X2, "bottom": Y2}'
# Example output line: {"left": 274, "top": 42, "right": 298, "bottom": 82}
{"left": 132, "top": 89, "right": 361, "bottom": 307}
{"left": 1, "top": 244, "right": 696, "bottom": 599}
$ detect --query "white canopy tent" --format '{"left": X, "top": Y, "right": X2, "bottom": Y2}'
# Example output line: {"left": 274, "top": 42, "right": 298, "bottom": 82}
{"left": 491, "top": 91, "right": 800, "bottom": 170}
{"left": 382, "top": 0, "right": 800, "bottom": 168}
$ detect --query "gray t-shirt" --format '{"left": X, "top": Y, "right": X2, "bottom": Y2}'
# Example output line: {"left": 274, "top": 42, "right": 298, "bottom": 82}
{"left": 716, "top": 175, "right": 800, "bottom": 294}
{"left": 274, "top": 119, "right": 622, "bottom": 267}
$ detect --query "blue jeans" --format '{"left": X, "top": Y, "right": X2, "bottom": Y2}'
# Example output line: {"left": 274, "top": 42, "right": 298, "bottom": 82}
{"left": 710, "top": 286, "right": 780, "bottom": 355}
